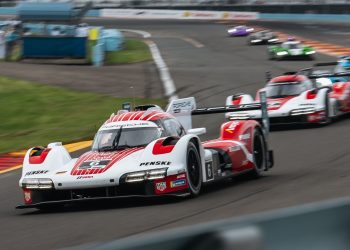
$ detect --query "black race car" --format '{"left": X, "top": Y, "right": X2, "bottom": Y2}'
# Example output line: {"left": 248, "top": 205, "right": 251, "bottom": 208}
{"left": 248, "top": 30, "right": 279, "bottom": 45}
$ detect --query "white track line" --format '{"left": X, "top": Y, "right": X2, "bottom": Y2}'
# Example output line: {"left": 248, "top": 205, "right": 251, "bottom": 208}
{"left": 119, "top": 29, "right": 151, "bottom": 38}
{"left": 182, "top": 37, "right": 205, "bottom": 48}
{"left": 120, "top": 29, "right": 178, "bottom": 101}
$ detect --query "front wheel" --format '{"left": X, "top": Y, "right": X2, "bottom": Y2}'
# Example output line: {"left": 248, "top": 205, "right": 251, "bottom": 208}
{"left": 249, "top": 128, "right": 267, "bottom": 178}
{"left": 186, "top": 142, "right": 202, "bottom": 196}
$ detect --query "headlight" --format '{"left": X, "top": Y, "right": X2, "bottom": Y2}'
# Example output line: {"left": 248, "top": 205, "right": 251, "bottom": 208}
{"left": 251, "top": 39, "right": 262, "bottom": 43}
{"left": 21, "top": 178, "right": 54, "bottom": 189}
{"left": 268, "top": 38, "right": 279, "bottom": 42}
{"left": 290, "top": 108, "right": 316, "bottom": 116}
{"left": 229, "top": 113, "right": 251, "bottom": 120}
{"left": 306, "top": 51, "right": 315, "bottom": 55}
{"left": 247, "top": 28, "right": 254, "bottom": 32}
{"left": 277, "top": 51, "right": 288, "bottom": 56}
{"left": 228, "top": 29, "right": 237, "bottom": 33}
{"left": 125, "top": 168, "right": 168, "bottom": 183}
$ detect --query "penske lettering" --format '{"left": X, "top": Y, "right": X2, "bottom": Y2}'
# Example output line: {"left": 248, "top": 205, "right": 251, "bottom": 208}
{"left": 140, "top": 161, "right": 171, "bottom": 166}
{"left": 25, "top": 170, "right": 49, "bottom": 176}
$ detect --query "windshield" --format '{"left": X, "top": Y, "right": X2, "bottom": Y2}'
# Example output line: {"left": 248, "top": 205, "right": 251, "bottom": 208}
{"left": 335, "top": 65, "right": 350, "bottom": 73}
{"left": 265, "top": 83, "right": 303, "bottom": 98}
{"left": 283, "top": 43, "right": 300, "bottom": 49}
{"left": 92, "top": 127, "right": 161, "bottom": 151}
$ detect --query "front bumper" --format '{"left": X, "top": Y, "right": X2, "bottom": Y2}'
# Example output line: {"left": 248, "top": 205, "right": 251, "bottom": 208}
{"left": 16, "top": 192, "right": 190, "bottom": 209}
{"left": 18, "top": 172, "right": 190, "bottom": 209}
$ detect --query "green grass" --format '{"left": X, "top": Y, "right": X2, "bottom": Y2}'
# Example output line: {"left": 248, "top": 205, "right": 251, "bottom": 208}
{"left": 105, "top": 39, "right": 152, "bottom": 65}
{"left": 0, "top": 76, "right": 165, "bottom": 153}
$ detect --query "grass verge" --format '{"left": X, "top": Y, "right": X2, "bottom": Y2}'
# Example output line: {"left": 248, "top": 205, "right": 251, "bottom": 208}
{"left": 105, "top": 39, "right": 152, "bottom": 65}
{"left": 0, "top": 76, "right": 165, "bottom": 153}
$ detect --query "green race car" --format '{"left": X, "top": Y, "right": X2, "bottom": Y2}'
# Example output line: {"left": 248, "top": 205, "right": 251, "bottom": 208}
{"left": 268, "top": 40, "right": 315, "bottom": 60}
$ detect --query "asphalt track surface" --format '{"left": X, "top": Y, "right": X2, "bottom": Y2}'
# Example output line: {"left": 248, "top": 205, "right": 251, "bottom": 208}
{"left": 2, "top": 19, "right": 350, "bottom": 250}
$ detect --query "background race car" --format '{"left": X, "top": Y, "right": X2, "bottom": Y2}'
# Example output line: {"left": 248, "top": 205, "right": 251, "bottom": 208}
{"left": 227, "top": 25, "right": 254, "bottom": 37}
{"left": 225, "top": 70, "right": 350, "bottom": 125}
{"left": 268, "top": 40, "right": 315, "bottom": 60}
{"left": 248, "top": 30, "right": 280, "bottom": 45}
{"left": 18, "top": 97, "right": 273, "bottom": 210}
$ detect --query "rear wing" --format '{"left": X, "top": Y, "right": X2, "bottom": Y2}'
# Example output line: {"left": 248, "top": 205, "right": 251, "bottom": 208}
{"left": 308, "top": 71, "right": 350, "bottom": 79}
{"left": 167, "top": 92, "right": 270, "bottom": 136}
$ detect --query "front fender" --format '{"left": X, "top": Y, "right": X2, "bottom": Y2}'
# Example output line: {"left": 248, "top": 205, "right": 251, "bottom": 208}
{"left": 139, "top": 135, "right": 205, "bottom": 178}
{"left": 20, "top": 143, "right": 72, "bottom": 184}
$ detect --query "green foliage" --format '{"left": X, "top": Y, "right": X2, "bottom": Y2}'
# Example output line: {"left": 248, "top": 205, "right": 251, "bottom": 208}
{"left": 0, "top": 76, "right": 165, "bottom": 153}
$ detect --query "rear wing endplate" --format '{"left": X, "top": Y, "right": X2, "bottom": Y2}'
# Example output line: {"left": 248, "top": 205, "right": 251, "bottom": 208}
{"left": 167, "top": 92, "right": 270, "bottom": 136}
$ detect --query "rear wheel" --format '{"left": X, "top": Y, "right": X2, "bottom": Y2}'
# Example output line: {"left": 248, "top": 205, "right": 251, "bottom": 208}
{"left": 186, "top": 142, "right": 202, "bottom": 196}
{"left": 249, "top": 129, "right": 267, "bottom": 178}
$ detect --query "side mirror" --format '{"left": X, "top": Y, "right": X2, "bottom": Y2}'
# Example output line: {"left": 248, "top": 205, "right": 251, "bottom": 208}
{"left": 187, "top": 128, "right": 206, "bottom": 136}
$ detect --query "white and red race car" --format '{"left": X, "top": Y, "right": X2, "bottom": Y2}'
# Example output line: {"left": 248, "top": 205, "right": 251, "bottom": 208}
{"left": 17, "top": 97, "right": 273, "bottom": 210}
{"left": 226, "top": 70, "right": 350, "bottom": 125}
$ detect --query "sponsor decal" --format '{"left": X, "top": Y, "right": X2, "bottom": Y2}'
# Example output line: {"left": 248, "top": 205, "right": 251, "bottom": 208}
{"left": 299, "top": 103, "right": 315, "bottom": 106}
{"left": 25, "top": 170, "right": 49, "bottom": 176}
{"left": 170, "top": 179, "right": 186, "bottom": 188}
{"left": 229, "top": 145, "right": 240, "bottom": 152}
{"left": 24, "top": 190, "right": 32, "bottom": 204}
{"left": 205, "top": 161, "right": 214, "bottom": 180}
{"left": 225, "top": 121, "right": 239, "bottom": 133}
{"left": 102, "top": 122, "right": 150, "bottom": 130}
{"left": 77, "top": 176, "right": 93, "bottom": 179}
{"left": 79, "top": 160, "right": 110, "bottom": 170}
{"left": 239, "top": 133, "right": 251, "bottom": 140}
{"left": 172, "top": 101, "right": 193, "bottom": 111}
{"left": 140, "top": 161, "right": 171, "bottom": 166}
{"left": 55, "top": 171, "right": 67, "bottom": 175}
{"left": 156, "top": 182, "right": 166, "bottom": 192}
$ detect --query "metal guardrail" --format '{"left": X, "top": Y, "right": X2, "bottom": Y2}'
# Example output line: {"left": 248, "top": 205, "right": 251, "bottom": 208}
{"left": 74, "top": 196, "right": 350, "bottom": 250}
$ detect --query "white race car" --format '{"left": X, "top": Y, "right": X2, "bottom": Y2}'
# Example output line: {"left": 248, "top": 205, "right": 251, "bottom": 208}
{"left": 17, "top": 97, "right": 274, "bottom": 210}
{"left": 226, "top": 71, "right": 350, "bottom": 125}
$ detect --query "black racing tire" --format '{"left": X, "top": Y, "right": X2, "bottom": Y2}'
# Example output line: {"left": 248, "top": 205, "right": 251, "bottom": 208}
{"left": 186, "top": 142, "right": 202, "bottom": 197}
{"left": 249, "top": 128, "right": 267, "bottom": 178}
{"left": 308, "top": 55, "right": 315, "bottom": 61}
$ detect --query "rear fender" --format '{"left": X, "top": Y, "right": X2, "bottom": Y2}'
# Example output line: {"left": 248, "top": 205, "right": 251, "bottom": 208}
{"left": 226, "top": 94, "right": 254, "bottom": 106}
{"left": 21, "top": 142, "right": 72, "bottom": 178}
{"left": 220, "top": 120, "right": 259, "bottom": 154}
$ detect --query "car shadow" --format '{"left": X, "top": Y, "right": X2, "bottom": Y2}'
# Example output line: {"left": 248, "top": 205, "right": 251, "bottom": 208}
{"left": 19, "top": 174, "right": 270, "bottom": 215}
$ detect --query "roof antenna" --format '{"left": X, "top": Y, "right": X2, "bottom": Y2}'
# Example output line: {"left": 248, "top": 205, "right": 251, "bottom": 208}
{"left": 130, "top": 86, "right": 135, "bottom": 110}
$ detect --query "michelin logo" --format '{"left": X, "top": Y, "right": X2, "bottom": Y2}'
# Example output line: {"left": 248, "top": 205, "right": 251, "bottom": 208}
{"left": 170, "top": 179, "right": 186, "bottom": 188}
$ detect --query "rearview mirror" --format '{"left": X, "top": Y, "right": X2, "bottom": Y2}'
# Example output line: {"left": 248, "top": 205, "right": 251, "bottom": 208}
{"left": 187, "top": 128, "right": 206, "bottom": 136}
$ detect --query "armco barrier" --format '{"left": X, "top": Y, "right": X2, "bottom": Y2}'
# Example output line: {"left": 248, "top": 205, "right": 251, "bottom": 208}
{"left": 2, "top": 6, "right": 350, "bottom": 22}
{"left": 80, "top": 197, "right": 350, "bottom": 250}
{"left": 260, "top": 13, "right": 350, "bottom": 22}
{"left": 100, "top": 9, "right": 259, "bottom": 20}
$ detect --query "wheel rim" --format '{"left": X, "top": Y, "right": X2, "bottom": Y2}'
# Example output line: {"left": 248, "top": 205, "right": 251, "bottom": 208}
{"left": 253, "top": 134, "right": 264, "bottom": 170}
{"left": 187, "top": 149, "right": 200, "bottom": 187}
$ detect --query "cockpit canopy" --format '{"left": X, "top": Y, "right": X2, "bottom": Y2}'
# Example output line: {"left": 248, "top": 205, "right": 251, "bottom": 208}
{"left": 92, "top": 118, "right": 186, "bottom": 152}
